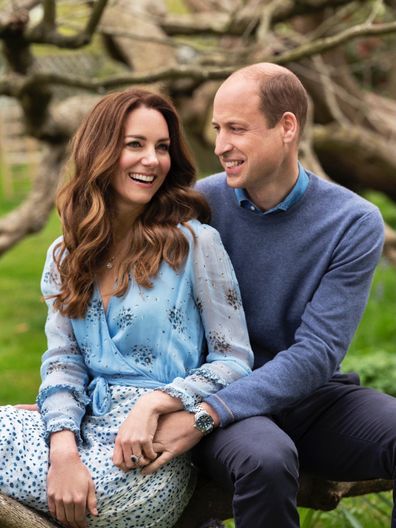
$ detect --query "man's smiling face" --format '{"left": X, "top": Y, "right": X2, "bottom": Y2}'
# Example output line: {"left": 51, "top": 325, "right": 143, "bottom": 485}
{"left": 212, "top": 76, "right": 288, "bottom": 203}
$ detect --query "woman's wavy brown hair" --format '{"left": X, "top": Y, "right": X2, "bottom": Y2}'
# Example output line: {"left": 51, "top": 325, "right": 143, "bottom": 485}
{"left": 53, "top": 88, "right": 210, "bottom": 319}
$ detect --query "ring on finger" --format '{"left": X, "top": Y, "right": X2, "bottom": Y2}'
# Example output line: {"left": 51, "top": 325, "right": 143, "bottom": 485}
{"left": 131, "top": 454, "right": 143, "bottom": 465}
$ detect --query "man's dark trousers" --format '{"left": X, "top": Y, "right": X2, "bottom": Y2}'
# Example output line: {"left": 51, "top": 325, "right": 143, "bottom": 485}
{"left": 195, "top": 374, "right": 396, "bottom": 527}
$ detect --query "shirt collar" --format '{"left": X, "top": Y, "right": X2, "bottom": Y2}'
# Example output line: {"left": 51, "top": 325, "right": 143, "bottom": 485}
{"left": 234, "top": 162, "right": 309, "bottom": 216}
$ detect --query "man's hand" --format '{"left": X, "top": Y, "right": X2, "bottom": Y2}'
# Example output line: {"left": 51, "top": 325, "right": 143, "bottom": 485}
{"left": 142, "top": 404, "right": 219, "bottom": 476}
{"left": 141, "top": 411, "right": 200, "bottom": 475}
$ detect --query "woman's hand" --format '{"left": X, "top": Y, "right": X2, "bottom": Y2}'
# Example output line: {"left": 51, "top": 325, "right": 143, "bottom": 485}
{"left": 112, "top": 398, "right": 159, "bottom": 471}
{"left": 112, "top": 390, "right": 183, "bottom": 472}
{"left": 48, "top": 431, "right": 98, "bottom": 528}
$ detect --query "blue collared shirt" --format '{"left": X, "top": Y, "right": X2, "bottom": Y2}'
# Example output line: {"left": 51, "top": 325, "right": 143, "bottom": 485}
{"left": 235, "top": 162, "right": 309, "bottom": 215}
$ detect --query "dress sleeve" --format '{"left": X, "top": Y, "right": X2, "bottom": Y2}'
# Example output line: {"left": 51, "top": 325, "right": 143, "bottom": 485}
{"left": 160, "top": 224, "right": 253, "bottom": 411}
{"left": 37, "top": 239, "right": 90, "bottom": 444}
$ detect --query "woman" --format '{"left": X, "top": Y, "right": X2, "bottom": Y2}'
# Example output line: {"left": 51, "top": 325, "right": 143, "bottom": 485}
{"left": 0, "top": 89, "right": 253, "bottom": 528}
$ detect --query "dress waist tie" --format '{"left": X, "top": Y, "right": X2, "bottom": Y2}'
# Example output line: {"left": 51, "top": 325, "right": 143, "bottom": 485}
{"left": 87, "top": 376, "right": 166, "bottom": 416}
{"left": 88, "top": 377, "right": 111, "bottom": 416}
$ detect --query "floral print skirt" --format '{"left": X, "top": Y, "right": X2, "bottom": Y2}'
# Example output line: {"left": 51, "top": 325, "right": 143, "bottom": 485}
{"left": 0, "top": 386, "right": 196, "bottom": 527}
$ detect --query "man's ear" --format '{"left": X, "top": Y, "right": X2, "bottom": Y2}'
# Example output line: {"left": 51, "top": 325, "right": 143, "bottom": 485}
{"left": 280, "top": 112, "right": 298, "bottom": 143}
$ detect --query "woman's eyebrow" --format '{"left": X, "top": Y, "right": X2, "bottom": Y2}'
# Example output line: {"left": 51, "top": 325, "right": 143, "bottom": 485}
{"left": 125, "top": 134, "right": 170, "bottom": 142}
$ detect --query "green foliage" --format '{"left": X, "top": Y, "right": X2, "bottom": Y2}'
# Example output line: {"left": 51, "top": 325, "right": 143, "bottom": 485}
{"left": 363, "top": 191, "right": 396, "bottom": 229}
{"left": 347, "top": 261, "right": 396, "bottom": 358}
{"left": 300, "top": 508, "right": 323, "bottom": 527}
{"left": 299, "top": 492, "right": 393, "bottom": 528}
{"left": 165, "top": 0, "right": 191, "bottom": 14}
{"left": 228, "top": 494, "right": 393, "bottom": 528}
{"left": 339, "top": 259, "right": 396, "bottom": 413}
{"left": 343, "top": 350, "right": 396, "bottom": 396}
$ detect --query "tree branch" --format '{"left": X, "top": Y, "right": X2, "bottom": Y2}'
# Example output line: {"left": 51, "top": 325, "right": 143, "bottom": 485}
{"left": 275, "top": 20, "right": 396, "bottom": 64}
{"left": 174, "top": 474, "right": 392, "bottom": 527}
{"left": 27, "top": 0, "right": 109, "bottom": 48}
{"left": 0, "top": 7, "right": 33, "bottom": 74}
{"left": 298, "top": 94, "right": 329, "bottom": 180}
{"left": 256, "top": 0, "right": 287, "bottom": 45}
{"left": 84, "top": 0, "right": 109, "bottom": 41}
{"left": 0, "top": 3, "right": 34, "bottom": 34}
{"left": 7, "top": 66, "right": 234, "bottom": 94}
{"left": 160, "top": 12, "right": 233, "bottom": 37}
{"left": 0, "top": 78, "right": 17, "bottom": 96}
{"left": 0, "top": 144, "right": 67, "bottom": 256}
{"left": 311, "top": 56, "right": 350, "bottom": 126}
{"left": 0, "top": 475, "right": 392, "bottom": 528}
{"left": 313, "top": 123, "right": 396, "bottom": 196}
{"left": 0, "top": 493, "right": 57, "bottom": 528}
{"left": 1, "top": 14, "right": 394, "bottom": 96}
{"left": 160, "top": 0, "right": 362, "bottom": 36}
{"left": 42, "top": 0, "right": 56, "bottom": 31}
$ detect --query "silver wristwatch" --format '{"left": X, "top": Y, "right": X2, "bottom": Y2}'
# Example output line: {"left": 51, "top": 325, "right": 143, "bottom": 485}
{"left": 193, "top": 405, "right": 215, "bottom": 435}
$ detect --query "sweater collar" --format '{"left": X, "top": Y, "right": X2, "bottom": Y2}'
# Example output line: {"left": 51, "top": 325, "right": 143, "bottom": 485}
{"left": 234, "top": 162, "right": 309, "bottom": 215}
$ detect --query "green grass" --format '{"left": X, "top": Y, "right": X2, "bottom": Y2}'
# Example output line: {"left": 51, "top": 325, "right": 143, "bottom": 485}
{"left": 0, "top": 211, "right": 61, "bottom": 403}
{"left": 0, "top": 164, "right": 32, "bottom": 215}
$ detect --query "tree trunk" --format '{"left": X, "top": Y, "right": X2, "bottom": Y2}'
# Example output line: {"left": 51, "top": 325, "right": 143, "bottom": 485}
{"left": 174, "top": 474, "right": 393, "bottom": 527}
{"left": 0, "top": 493, "right": 59, "bottom": 528}
{"left": 0, "top": 474, "right": 392, "bottom": 528}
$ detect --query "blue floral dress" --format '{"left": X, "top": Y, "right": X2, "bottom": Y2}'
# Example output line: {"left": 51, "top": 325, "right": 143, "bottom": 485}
{"left": 0, "top": 220, "right": 253, "bottom": 527}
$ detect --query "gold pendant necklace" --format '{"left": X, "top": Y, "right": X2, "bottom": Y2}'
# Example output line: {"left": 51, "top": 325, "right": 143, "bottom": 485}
{"left": 105, "top": 256, "right": 115, "bottom": 269}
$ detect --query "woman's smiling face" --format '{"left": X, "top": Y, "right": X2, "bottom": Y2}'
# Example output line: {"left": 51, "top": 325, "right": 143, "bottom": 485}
{"left": 111, "top": 106, "right": 171, "bottom": 217}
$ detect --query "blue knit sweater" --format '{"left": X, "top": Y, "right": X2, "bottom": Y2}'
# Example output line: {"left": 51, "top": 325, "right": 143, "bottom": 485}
{"left": 197, "top": 170, "right": 384, "bottom": 427}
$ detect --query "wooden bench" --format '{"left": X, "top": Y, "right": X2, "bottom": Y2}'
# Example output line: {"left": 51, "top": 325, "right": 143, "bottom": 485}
{"left": 0, "top": 474, "right": 392, "bottom": 528}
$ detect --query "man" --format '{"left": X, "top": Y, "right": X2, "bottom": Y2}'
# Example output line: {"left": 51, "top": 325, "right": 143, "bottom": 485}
{"left": 144, "top": 62, "right": 396, "bottom": 527}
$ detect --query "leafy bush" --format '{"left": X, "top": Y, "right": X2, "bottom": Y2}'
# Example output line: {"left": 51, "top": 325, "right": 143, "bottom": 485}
{"left": 342, "top": 350, "right": 396, "bottom": 397}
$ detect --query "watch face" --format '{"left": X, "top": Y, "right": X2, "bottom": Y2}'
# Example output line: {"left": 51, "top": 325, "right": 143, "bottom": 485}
{"left": 195, "top": 411, "right": 214, "bottom": 434}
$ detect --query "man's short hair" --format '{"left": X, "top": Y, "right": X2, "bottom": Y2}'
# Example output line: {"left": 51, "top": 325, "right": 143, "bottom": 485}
{"left": 257, "top": 72, "right": 308, "bottom": 132}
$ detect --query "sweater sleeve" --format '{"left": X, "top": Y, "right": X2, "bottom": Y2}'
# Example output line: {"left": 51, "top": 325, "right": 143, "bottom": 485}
{"left": 37, "top": 239, "right": 90, "bottom": 444}
{"left": 206, "top": 209, "right": 385, "bottom": 426}
{"left": 160, "top": 224, "right": 253, "bottom": 411}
